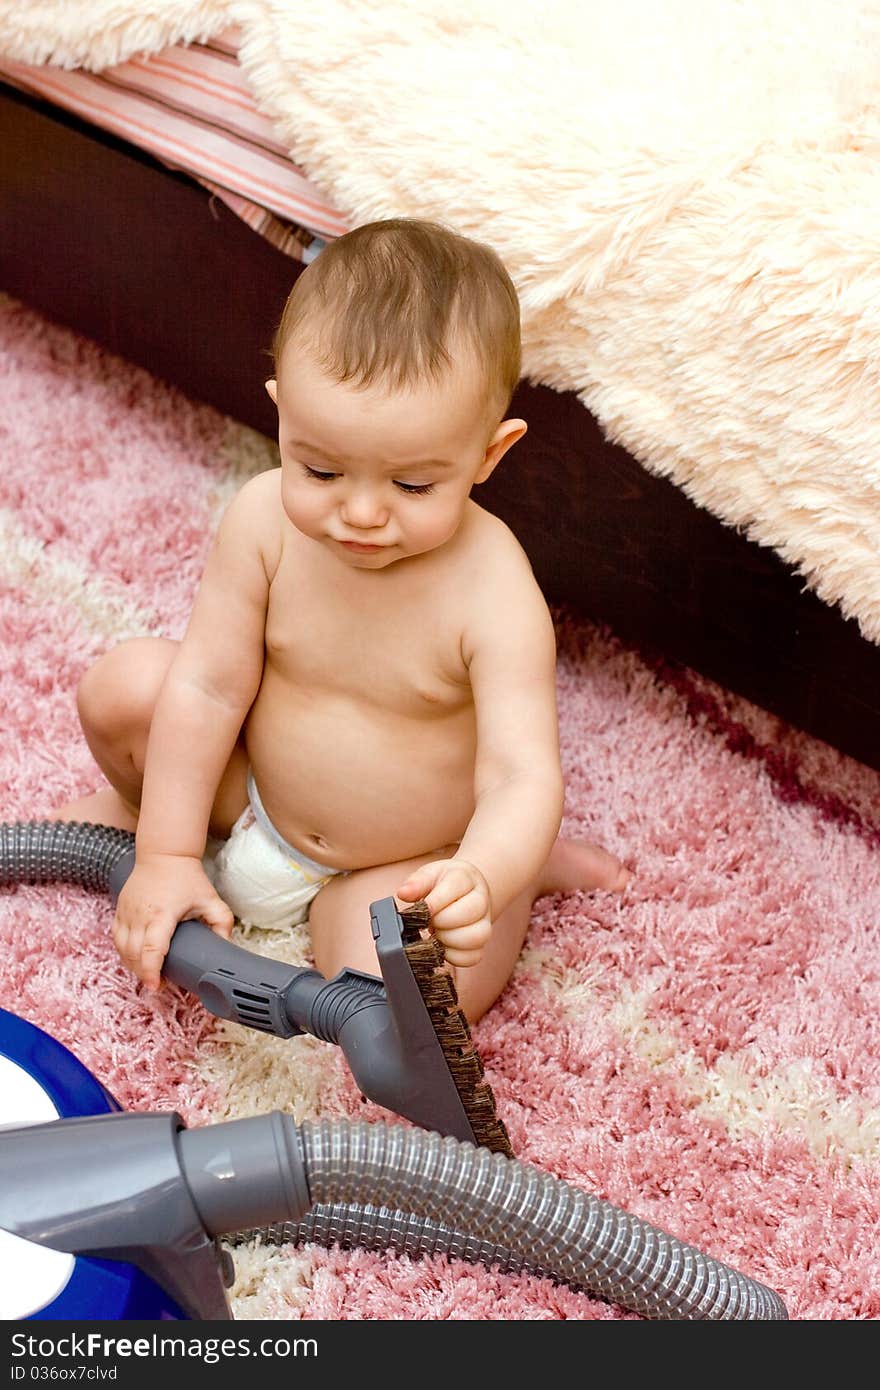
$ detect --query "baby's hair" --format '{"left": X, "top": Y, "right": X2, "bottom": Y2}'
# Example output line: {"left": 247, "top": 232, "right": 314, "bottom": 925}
{"left": 272, "top": 218, "right": 521, "bottom": 419}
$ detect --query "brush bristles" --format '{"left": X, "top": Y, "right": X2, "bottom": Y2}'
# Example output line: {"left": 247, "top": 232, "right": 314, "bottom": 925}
{"left": 399, "top": 901, "right": 513, "bottom": 1158}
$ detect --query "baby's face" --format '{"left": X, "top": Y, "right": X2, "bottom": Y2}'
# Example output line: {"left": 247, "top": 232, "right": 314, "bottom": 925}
{"left": 269, "top": 345, "right": 503, "bottom": 568}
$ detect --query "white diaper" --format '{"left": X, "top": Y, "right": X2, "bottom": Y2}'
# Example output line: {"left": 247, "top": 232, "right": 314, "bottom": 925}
{"left": 209, "top": 772, "right": 346, "bottom": 932}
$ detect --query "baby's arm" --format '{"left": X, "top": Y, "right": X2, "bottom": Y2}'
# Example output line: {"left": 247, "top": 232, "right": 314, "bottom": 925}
{"left": 114, "top": 474, "right": 277, "bottom": 989}
{"left": 397, "top": 544, "right": 564, "bottom": 966}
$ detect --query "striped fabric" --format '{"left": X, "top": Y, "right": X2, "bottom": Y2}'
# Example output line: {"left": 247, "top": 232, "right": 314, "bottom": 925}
{"left": 0, "top": 25, "right": 348, "bottom": 257}
{"left": 197, "top": 179, "right": 328, "bottom": 263}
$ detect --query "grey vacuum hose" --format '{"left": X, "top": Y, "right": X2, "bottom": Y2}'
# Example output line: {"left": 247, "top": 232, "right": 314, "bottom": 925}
{"left": 0, "top": 819, "right": 789, "bottom": 1319}
{"left": 234, "top": 1118, "right": 788, "bottom": 1319}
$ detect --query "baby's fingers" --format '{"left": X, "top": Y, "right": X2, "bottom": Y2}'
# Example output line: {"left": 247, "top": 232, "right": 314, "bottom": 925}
{"left": 198, "top": 896, "right": 235, "bottom": 940}
{"left": 434, "top": 914, "right": 492, "bottom": 970}
{"left": 396, "top": 861, "right": 447, "bottom": 905}
{"left": 422, "top": 866, "right": 485, "bottom": 921}
{"left": 113, "top": 914, "right": 169, "bottom": 992}
{"left": 437, "top": 927, "right": 489, "bottom": 969}
{"left": 112, "top": 918, "right": 140, "bottom": 982}
{"left": 113, "top": 922, "right": 160, "bottom": 989}
{"left": 139, "top": 926, "right": 172, "bottom": 993}
{"left": 430, "top": 888, "right": 489, "bottom": 935}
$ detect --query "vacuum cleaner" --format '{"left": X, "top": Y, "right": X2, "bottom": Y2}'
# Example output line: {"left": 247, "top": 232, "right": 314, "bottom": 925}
{"left": 0, "top": 819, "right": 789, "bottom": 1320}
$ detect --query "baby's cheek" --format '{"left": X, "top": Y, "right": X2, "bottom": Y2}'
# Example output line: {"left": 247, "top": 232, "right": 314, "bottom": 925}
{"left": 282, "top": 488, "right": 321, "bottom": 536}
{"left": 279, "top": 479, "right": 299, "bottom": 525}
{"left": 413, "top": 503, "right": 463, "bottom": 548}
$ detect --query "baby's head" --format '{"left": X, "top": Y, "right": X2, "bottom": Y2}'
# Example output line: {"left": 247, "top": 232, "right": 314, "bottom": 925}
{"left": 272, "top": 217, "right": 521, "bottom": 428}
{"left": 267, "top": 219, "right": 528, "bottom": 567}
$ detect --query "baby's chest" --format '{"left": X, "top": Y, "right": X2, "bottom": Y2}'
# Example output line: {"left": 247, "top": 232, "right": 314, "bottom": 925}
{"left": 263, "top": 574, "right": 469, "bottom": 712}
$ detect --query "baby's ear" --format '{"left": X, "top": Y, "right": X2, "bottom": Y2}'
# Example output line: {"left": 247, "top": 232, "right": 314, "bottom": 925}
{"left": 474, "top": 418, "right": 527, "bottom": 484}
{"left": 264, "top": 378, "right": 278, "bottom": 404}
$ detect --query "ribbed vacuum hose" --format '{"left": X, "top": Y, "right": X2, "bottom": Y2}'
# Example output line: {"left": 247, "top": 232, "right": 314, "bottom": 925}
{"left": 1, "top": 820, "right": 788, "bottom": 1319}
{"left": 288, "top": 1121, "right": 787, "bottom": 1320}
{"left": 0, "top": 819, "right": 134, "bottom": 891}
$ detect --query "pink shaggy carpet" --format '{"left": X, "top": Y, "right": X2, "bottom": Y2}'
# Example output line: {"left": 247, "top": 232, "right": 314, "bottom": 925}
{"left": 2, "top": 293, "right": 880, "bottom": 1321}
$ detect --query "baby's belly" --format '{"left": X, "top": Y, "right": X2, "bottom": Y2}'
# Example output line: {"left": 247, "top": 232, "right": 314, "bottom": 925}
{"left": 243, "top": 684, "right": 477, "bottom": 870}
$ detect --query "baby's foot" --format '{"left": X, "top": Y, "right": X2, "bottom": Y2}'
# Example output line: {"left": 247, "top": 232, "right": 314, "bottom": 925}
{"left": 539, "top": 836, "right": 632, "bottom": 897}
{"left": 48, "top": 785, "right": 138, "bottom": 832}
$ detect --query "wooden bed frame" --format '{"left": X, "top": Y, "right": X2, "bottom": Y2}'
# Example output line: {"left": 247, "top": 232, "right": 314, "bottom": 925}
{"left": 4, "top": 80, "right": 878, "bottom": 772}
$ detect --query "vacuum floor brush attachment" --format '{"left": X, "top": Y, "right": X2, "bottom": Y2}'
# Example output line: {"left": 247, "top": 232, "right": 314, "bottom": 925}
{"left": 0, "top": 818, "right": 790, "bottom": 1319}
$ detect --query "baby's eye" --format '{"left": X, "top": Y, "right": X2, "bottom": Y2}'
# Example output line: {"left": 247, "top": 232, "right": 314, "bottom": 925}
{"left": 303, "top": 465, "right": 337, "bottom": 482}
{"left": 394, "top": 480, "right": 435, "bottom": 495}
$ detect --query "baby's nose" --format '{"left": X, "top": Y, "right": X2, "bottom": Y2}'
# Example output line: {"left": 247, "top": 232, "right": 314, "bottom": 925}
{"left": 343, "top": 489, "right": 387, "bottom": 528}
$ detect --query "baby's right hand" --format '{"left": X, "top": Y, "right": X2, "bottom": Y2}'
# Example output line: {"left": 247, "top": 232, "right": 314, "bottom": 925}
{"left": 113, "top": 852, "right": 235, "bottom": 992}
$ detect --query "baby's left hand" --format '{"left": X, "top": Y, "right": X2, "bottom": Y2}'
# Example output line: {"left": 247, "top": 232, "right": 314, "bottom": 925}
{"left": 396, "top": 858, "right": 491, "bottom": 968}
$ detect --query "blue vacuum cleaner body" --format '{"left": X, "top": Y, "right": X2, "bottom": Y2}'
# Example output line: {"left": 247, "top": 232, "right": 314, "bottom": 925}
{"left": 0, "top": 1008, "right": 189, "bottom": 1320}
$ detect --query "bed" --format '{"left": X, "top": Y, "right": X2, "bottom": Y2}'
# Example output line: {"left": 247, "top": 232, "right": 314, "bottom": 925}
{"left": 2, "top": 1, "right": 878, "bottom": 772}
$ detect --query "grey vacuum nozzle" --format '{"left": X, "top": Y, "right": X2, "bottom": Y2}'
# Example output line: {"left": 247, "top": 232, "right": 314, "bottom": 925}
{"left": 107, "top": 844, "right": 482, "bottom": 1144}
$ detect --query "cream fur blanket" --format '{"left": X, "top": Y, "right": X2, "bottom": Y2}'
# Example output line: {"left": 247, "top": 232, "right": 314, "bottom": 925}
{"left": 3, "top": 0, "right": 879, "bottom": 641}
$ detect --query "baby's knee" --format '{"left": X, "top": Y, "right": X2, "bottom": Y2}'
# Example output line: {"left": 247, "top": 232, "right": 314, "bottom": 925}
{"left": 76, "top": 636, "right": 177, "bottom": 740}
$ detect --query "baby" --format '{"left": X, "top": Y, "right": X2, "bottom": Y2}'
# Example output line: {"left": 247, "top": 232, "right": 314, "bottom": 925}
{"left": 55, "top": 218, "right": 628, "bottom": 1022}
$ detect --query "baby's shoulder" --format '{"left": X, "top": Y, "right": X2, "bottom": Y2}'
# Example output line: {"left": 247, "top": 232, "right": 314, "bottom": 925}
{"left": 458, "top": 504, "right": 552, "bottom": 629}
{"left": 228, "top": 466, "right": 282, "bottom": 514}
{"left": 217, "top": 467, "right": 284, "bottom": 574}
{"left": 462, "top": 503, "right": 543, "bottom": 591}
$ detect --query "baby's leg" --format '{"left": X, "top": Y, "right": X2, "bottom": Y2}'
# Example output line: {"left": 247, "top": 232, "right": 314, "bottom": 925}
{"left": 539, "top": 837, "right": 631, "bottom": 895}
{"left": 309, "top": 851, "right": 542, "bottom": 1025}
{"left": 309, "top": 836, "right": 631, "bottom": 1025}
{"left": 51, "top": 636, "right": 249, "bottom": 837}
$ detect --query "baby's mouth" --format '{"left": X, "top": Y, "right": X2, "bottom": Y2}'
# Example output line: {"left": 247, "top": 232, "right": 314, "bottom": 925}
{"left": 337, "top": 538, "right": 387, "bottom": 552}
